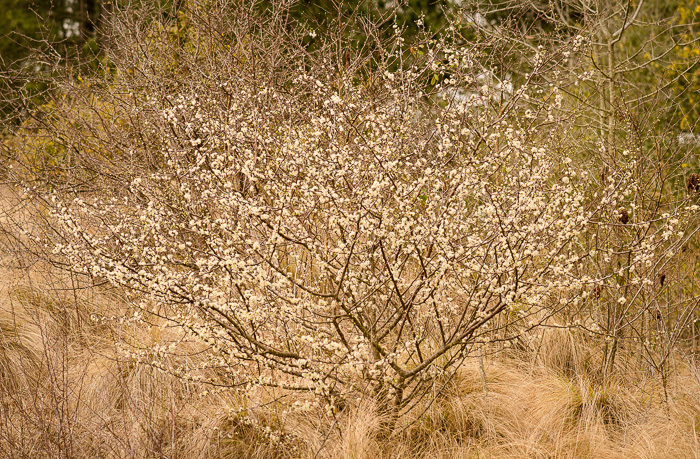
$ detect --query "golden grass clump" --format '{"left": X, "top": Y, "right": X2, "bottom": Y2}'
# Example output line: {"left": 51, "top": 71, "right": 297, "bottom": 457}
{"left": 4, "top": 262, "right": 700, "bottom": 457}
{"left": 0, "top": 189, "right": 699, "bottom": 458}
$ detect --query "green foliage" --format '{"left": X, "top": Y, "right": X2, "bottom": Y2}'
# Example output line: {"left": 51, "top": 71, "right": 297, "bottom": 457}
{"left": 665, "top": 0, "right": 700, "bottom": 132}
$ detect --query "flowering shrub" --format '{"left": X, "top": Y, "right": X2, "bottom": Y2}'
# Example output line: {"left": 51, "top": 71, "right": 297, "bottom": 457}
{"left": 8, "top": 0, "right": 698, "bottom": 427}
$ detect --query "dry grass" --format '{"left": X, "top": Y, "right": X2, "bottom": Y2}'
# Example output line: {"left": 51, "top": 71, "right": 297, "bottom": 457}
{"left": 1, "top": 193, "right": 700, "bottom": 458}
{"left": 3, "top": 266, "right": 700, "bottom": 458}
